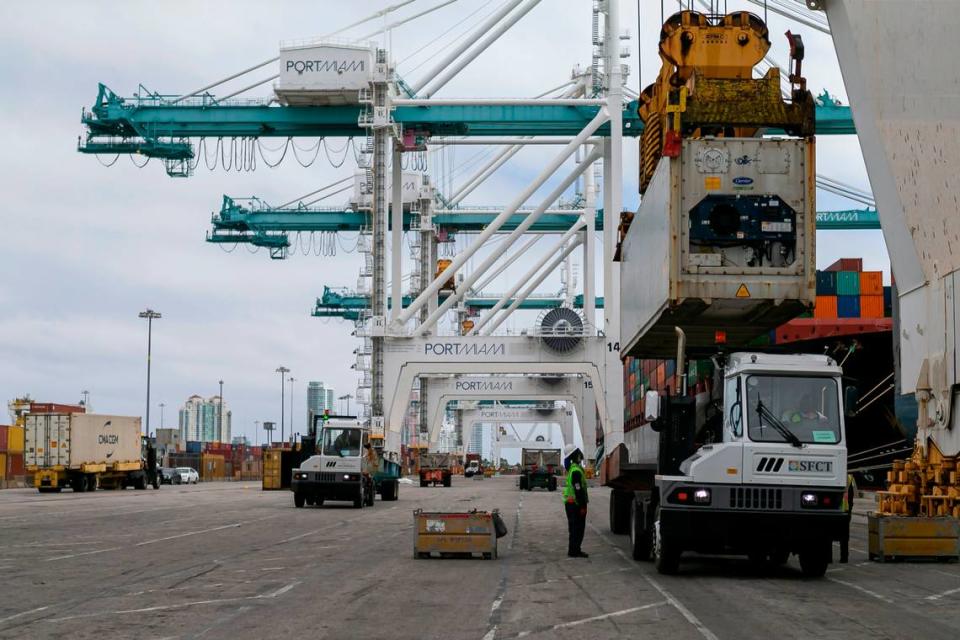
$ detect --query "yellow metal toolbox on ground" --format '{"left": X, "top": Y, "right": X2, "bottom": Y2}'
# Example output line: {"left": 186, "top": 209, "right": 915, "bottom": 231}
{"left": 868, "top": 514, "right": 960, "bottom": 562}
{"left": 413, "top": 510, "right": 499, "bottom": 559}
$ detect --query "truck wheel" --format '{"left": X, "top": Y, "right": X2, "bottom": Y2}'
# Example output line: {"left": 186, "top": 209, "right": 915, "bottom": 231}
{"left": 519, "top": 476, "right": 528, "bottom": 491}
{"left": 609, "top": 490, "right": 631, "bottom": 535}
{"left": 770, "top": 549, "right": 790, "bottom": 566}
{"left": 548, "top": 476, "right": 557, "bottom": 492}
{"left": 630, "top": 499, "right": 651, "bottom": 561}
{"left": 73, "top": 475, "right": 87, "bottom": 493}
{"left": 652, "top": 507, "right": 680, "bottom": 575}
{"left": 381, "top": 480, "right": 398, "bottom": 501}
{"left": 420, "top": 479, "right": 428, "bottom": 488}
{"left": 294, "top": 492, "right": 305, "bottom": 508}
{"left": 354, "top": 484, "right": 365, "bottom": 509}
{"left": 798, "top": 543, "right": 830, "bottom": 578}
{"left": 443, "top": 474, "right": 451, "bottom": 488}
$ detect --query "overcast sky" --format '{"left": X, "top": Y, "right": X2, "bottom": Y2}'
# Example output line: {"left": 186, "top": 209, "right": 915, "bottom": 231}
{"left": 0, "top": 1, "right": 885, "bottom": 444}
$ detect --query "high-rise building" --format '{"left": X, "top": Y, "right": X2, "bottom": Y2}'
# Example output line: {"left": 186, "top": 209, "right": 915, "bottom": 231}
{"left": 468, "top": 423, "right": 484, "bottom": 456}
{"left": 179, "top": 395, "right": 231, "bottom": 443}
{"left": 307, "top": 381, "right": 335, "bottom": 425}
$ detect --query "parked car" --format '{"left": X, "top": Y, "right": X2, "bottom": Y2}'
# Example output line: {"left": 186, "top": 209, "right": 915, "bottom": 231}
{"left": 158, "top": 467, "right": 178, "bottom": 485}
{"left": 176, "top": 467, "right": 199, "bottom": 484}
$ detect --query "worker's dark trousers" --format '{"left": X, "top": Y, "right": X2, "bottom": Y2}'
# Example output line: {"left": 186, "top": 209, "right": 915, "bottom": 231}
{"left": 839, "top": 511, "right": 852, "bottom": 562}
{"left": 565, "top": 502, "right": 586, "bottom": 555}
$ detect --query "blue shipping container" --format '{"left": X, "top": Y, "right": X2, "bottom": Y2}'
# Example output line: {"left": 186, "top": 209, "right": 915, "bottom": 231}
{"left": 815, "top": 271, "right": 837, "bottom": 295}
{"left": 837, "top": 295, "right": 861, "bottom": 318}
{"left": 836, "top": 271, "right": 861, "bottom": 296}
{"left": 186, "top": 440, "right": 202, "bottom": 454}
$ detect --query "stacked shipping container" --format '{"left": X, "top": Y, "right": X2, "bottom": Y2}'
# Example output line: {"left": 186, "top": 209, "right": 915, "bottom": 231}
{"left": 621, "top": 258, "right": 893, "bottom": 430}
{"left": 814, "top": 258, "right": 891, "bottom": 320}
{"left": 622, "top": 357, "right": 714, "bottom": 433}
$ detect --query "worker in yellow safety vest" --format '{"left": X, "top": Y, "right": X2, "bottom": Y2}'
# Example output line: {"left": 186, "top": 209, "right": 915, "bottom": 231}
{"left": 840, "top": 473, "right": 857, "bottom": 563}
{"left": 562, "top": 444, "right": 589, "bottom": 558}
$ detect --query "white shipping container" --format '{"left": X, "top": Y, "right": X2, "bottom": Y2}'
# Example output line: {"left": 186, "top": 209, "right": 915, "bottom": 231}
{"left": 25, "top": 414, "right": 141, "bottom": 469}
{"left": 275, "top": 43, "right": 374, "bottom": 106}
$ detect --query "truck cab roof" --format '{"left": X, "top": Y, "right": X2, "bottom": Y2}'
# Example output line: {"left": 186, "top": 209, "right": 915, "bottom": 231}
{"left": 725, "top": 352, "right": 841, "bottom": 377}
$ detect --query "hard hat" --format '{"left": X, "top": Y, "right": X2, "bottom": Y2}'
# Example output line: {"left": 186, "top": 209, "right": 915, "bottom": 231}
{"left": 564, "top": 444, "right": 581, "bottom": 458}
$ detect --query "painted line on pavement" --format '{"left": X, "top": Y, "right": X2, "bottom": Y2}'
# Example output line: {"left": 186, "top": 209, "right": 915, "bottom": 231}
{"left": 45, "top": 581, "right": 301, "bottom": 622}
{"left": 136, "top": 523, "right": 241, "bottom": 546}
{"left": 925, "top": 586, "right": 960, "bottom": 601}
{"left": 481, "top": 495, "right": 522, "bottom": 640}
{"left": 589, "top": 522, "right": 720, "bottom": 640}
{"left": 827, "top": 577, "right": 894, "bottom": 604}
{"left": 0, "top": 606, "right": 50, "bottom": 625}
{"left": 514, "top": 601, "right": 667, "bottom": 638}
{"left": 45, "top": 547, "right": 121, "bottom": 562}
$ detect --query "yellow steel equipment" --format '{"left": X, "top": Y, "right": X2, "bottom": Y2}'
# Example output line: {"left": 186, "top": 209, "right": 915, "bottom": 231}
{"left": 868, "top": 513, "right": 960, "bottom": 562}
{"left": 436, "top": 259, "right": 456, "bottom": 292}
{"left": 877, "top": 442, "right": 960, "bottom": 519}
{"left": 413, "top": 509, "right": 498, "bottom": 559}
{"left": 637, "top": 10, "right": 815, "bottom": 193}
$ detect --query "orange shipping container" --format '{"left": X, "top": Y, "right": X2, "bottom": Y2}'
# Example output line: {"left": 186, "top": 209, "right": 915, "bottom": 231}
{"left": 814, "top": 295, "right": 838, "bottom": 319}
{"left": 860, "top": 295, "right": 885, "bottom": 318}
{"left": 859, "top": 271, "right": 883, "bottom": 295}
{"left": 200, "top": 453, "right": 225, "bottom": 481}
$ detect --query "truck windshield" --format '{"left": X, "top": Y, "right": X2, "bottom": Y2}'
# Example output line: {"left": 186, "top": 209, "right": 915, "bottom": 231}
{"left": 322, "top": 428, "right": 361, "bottom": 457}
{"left": 745, "top": 375, "right": 841, "bottom": 444}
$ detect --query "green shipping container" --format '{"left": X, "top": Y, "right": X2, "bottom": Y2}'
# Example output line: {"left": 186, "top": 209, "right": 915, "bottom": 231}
{"left": 836, "top": 271, "right": 861, "bottom": 296}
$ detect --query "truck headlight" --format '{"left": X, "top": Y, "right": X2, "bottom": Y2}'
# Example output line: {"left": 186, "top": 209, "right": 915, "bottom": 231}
{"left": 693, "top": 489, "right": 711, "bottom": 504}
{"left": 342, "top": 474, "right": 352, "bottom": 481}
{"left": 801, "top": 492, "right": 818, "bottom": 507}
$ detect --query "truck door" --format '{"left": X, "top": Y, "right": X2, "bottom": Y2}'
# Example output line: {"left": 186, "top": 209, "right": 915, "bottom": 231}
{"left": 724, "top": 375, "right": 744, "bottom": 483}
{"left": 54, "top": 415, "right": 70, "bottom": 467}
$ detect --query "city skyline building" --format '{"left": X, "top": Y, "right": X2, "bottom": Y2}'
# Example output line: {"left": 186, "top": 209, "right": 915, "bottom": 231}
{"left": 306, "top": 381, "right": 335, "bottom": 426}
{"left": 178, "top": 394, "right": 231, "bottom": 443}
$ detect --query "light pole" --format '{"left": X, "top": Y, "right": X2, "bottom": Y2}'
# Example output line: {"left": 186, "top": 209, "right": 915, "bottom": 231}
{"left": 81, "top": 390, "right": 90, "bottom": 410}
{"left": 159, "top": 402, "right": 165, "bottom": 429}
{"left": 275, "top": 366, "right": 289, "bottom": 445}
{"left": 138, "top": 309, "right": 162, "bottom": 436}
{"left": 339, "top": 393, "right": 354, "bottom": 416}
{"left": 218, "top": 379, "right": 224, "bottom": 442}
{"left": 255, "top": 420, "right": 260, "bottom": 447}
{"left": 289, "top": 376, "right": 296, "bottom": 445}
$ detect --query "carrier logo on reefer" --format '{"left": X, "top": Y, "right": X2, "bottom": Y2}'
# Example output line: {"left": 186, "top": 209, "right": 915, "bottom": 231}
{"left": 732, "top": 177, "right": 754, "bottom": 186}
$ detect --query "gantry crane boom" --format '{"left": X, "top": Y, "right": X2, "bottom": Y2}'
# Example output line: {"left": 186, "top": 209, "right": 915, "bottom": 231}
{"left": 77, "top": 83, "right": 856, "bottom": 162}
{"left": 209, "top": 194, "right": 879, "bottom": 244}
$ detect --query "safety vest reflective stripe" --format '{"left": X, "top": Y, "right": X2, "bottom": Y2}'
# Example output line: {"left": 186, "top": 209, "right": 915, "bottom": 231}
{"left": 842, "top": 474, "right": 854, "bottom": 512}
{"left": 563, "top": 463, "right": 584, "bottom": 504}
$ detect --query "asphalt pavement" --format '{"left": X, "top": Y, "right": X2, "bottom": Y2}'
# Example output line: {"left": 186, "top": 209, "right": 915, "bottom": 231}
{"left": 0, "top": 477, "right": 958, "bottom": 639}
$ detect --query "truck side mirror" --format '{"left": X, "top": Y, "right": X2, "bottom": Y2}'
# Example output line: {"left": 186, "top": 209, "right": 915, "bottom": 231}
{"left": 644, "top": 390, "right": 660, "bottom": 423}
{"left": 844, "top": 385, "right": 859, "bottom": 418}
